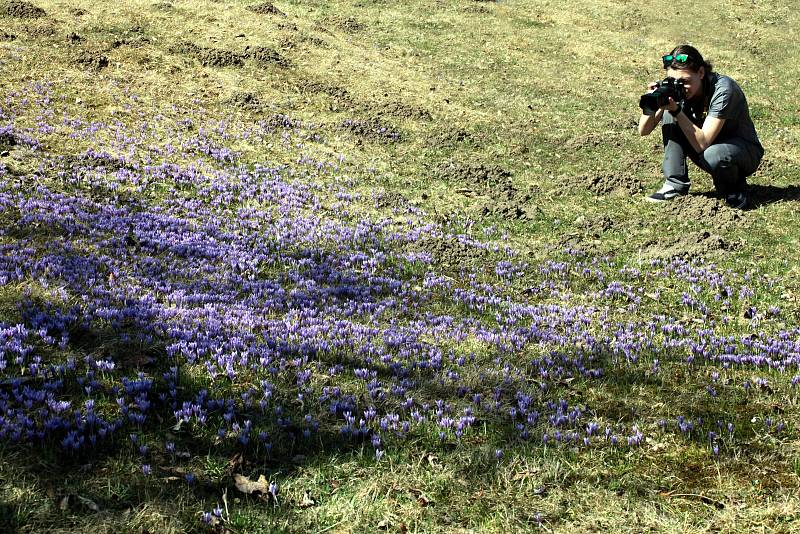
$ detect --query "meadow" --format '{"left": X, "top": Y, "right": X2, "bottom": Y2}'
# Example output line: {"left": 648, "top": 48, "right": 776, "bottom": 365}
{"left": 1, "top": 0, "right": 799, "bottom": 532}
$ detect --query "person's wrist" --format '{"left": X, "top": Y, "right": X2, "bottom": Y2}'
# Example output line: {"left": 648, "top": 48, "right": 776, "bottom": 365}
{"left": 669, "top": 102, "right": 682, "bottom": 117}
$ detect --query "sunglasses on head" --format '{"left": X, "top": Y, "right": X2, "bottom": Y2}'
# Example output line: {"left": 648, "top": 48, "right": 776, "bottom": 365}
{"left": 662, "top": 53, "right": 689, "bottom": 68}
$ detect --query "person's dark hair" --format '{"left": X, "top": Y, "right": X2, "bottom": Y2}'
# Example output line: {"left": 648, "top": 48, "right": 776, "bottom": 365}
{"left": 665, "top": 44, "right": 714, "bottom": 73}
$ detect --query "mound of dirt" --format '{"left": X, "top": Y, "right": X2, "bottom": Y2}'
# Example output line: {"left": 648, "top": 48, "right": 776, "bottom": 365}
{"left": 266, "top": 113, "right": 302, "bottom": 129}
{"left": 660, "top": 194, "right": 744, "bottom": 231}
{"left": 435, "top": 161, "right": 535, "bottom": 221}
{"left": 197, "top": 48, "right": 244, "bottom": 68}
{"left": 23, "top": 21, "right": 56, "bottom": 37}
{"left": 297, "top": 80, "right": 354, "bottom": 106}
{"left": 476, "top": 200, "right": 528, "bottom": 221}
{"left": 463, "top": 5, "right": 492, "bottom": 14}
{"left": 644, "top": 230, "right": 738, "bottom": 260}
{"left": 0, "top": 130, "right": 18, "bottom": 152}
{"left": 436, "top": 161, "right": 511, "bottom": 191}
{"left": 278, "top": 33, "right": 327, "bottom": 50}
{"left": 109, "top": 35, "right": 151, "bottom": 49}
{"left": 226, "top": 91, "right": 264, "bottom": 112}
{"left": 169, "top": 40, "right": 201, "bottom": 55}
{"left": 564, "top": 171, "right": 642, "bottom": 197}
{"left": 427, "top": 128, "right": 474, "bottom": 150}
{"left": 562, "top": 132, "right": 624, "bottom": 151}
{"left": 169, "top": 41, "right": 245, "bottom": 68}
{"left": 370, "top": 100, "right": 432, "bottom": 121}
{"left": 3, "top": 0, "right": 45, "bottom": 18}
{"left": 244, "top": 45, "right": 289, "bottom": 67}
{"left": 75, "top": 50, "right": 109, "bottom": 71}
{"left": 475, "top": 181, "right": 537, "bottom": 221}
{"left": 575, "top": 214, "right": 617, "bottom": 237}
{"left": 373, "top": 191, "right": 410, "bottom": 210}
{"left": 246, "top": 2, "right": 285, "bottom": 16}
{"left": 321, "top": 15, "right": 364, "bottom": 33}
{"left": 338, "top": 117, "right": 400, "bottom": 143}
{"left": 415, "top": 236, "right": 489, "bottom": 268}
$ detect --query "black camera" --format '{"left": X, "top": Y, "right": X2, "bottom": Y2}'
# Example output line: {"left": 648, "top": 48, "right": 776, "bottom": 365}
{"left": 639, "top": 77, "right": 686, "bottom": 114}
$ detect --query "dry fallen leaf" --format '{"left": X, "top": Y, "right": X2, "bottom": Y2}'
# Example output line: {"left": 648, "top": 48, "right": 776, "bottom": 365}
{"left": 409, "top": 488, "right": 432, "bottom": 507}
{"left": 77, "top": 495, "right": 101, "bottom": 512}
{"left": 299, "top": 492, "right": 316, "bottom": 508}
{"left": 227, "top": 452, "right": 244, "bottom": 471}
{"left": 234, "top": 473, "right": 270, "bottom": 494}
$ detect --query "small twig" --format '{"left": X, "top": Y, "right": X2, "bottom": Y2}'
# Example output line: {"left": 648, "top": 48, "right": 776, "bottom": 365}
{"left": 664, "top": 492, "right": 725, "bottom": 509}
{"left": 316, "top": 519, "right": 346, "bottom": 534}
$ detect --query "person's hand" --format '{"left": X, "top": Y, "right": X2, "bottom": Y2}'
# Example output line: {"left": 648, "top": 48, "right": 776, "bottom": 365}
{"left": 646, "top": 81, "right": 658, "bottom": 93}
{"left": 663, "top": 97, "right": 679, "bottom": 113}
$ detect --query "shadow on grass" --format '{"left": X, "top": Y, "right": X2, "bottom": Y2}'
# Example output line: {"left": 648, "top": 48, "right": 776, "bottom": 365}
{"left": 0, "top": 193, "right": 781, "bottom": 531}
{"left": 748, "top": 183, "right": 800, "bottom": 208}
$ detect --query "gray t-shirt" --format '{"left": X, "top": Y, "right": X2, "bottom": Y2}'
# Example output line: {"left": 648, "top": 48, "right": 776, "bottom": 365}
{"left": 666, "top": 72, "right": 763, "bottom": 153}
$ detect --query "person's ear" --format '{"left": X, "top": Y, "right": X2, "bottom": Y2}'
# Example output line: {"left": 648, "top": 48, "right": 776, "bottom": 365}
{"left": 698, "top": 66, "right": 705, "bottom": 80}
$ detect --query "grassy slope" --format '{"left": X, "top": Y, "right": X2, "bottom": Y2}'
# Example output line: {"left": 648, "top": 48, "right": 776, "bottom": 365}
{"left": 1, "top": 0, "right": 800, "bottom": 532}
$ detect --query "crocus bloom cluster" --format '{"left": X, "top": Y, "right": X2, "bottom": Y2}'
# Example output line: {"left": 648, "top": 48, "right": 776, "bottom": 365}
{"left": 0, "top": 80, "right": 796, "bottom": 466}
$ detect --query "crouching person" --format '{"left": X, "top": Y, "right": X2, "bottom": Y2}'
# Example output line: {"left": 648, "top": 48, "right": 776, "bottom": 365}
{"left": 638, "top": 44, "right": 763, "bottom": 209}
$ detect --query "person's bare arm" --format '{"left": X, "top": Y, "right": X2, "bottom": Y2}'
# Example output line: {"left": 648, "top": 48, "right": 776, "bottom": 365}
{"left": 638, "top": 109, "right": 664, "bottom": 136}
{"left": 667, "top": 101, "right": 726, "bottom": 152}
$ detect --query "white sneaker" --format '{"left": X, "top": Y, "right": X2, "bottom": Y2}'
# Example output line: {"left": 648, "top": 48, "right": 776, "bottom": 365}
{"left": 645, "top": 184, "right": 686, "bottom": 203}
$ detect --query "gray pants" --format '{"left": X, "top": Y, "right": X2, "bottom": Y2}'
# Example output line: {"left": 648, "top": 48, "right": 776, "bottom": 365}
{"left": 661, "top": 113, "right": 763, "bottom": 195}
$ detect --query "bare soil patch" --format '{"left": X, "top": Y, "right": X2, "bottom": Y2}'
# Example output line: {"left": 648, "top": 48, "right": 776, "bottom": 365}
{"left": 415, "top": 235, "right": 489, "bottom": 268}
{"left": 436, "top": 160, "right": 511, "bottom": 190}
{"left": 23, "top": 20, "right": 56, "bottom": 37}
{"left": 3, "top": 0, "right": 45, "bottom": 18}
{"left": 278, "top": 33, "right": 328, "bottom": 50}
{"left": 563, "top": 170, "right": 642, "bottom": 197}
{"left": 65, "top": 31, "right": 82, "bottom": 44}
{"left": 247, "top": 2, "right": 285, "bottom": 16}
{"left": 296, "top": 79, "right": 354, "bottom": 107}
{"left": 475, "top": 181, "right": 537, "bottom": 221}
{"left": 427, "top": 128, "right": 475, "bottom": 150}
{"left": 337, "top": 117, "right": 401, "bottom": 143}
{"left": 576, "top": 214, "right": 617, "bottom": 237}
{"left": 170, "top": 41, "right": 245, "bottom": 68}
{"left": 197, "top": 47, "right": 244, "bottom": 68}
{"left": 660, "top": 194, "right": 744, "bottom": 231}
{"left": 244, "top": 45, "right": 290, "bottom": 68}
{"left": 321, "top": 15, "right": 365, "bottom": 33}
{"left": 368, "top": 100, "right": 432, "bottom": 122}
{"left": 373, "top": 190, "right": 411, "bottom": 210}
{"left": 226, "top": 92, "right": 264, "bottom": 112}
{"left": 562, "top": 133, "right": 616, "bottom": 151}
{"left": 463, "top": 5, "right": 492, "bottom": 14}
{"left": 266, "top": 113, "right": 302, "bottom": 129}
{"left": 74, "top": 50, "right": 109, "bottom": 71}
{"left": 643, "top": 230, "right": 739, "bottom": 260}
{"left": 435, "top": 161, "right": 534, "bottom": 221}
{"left": 0, "top": 130, "right": 18, "bottom": 152}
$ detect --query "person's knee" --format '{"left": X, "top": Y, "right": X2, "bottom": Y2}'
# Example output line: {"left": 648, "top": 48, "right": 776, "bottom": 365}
{"left": 702, "top": 144, "right": 734, "bottom": 173}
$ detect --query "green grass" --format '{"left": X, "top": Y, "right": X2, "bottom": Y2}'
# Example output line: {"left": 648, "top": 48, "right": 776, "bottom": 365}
{"left": 2, "top": 0, "right": 800, "bottom": 532}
